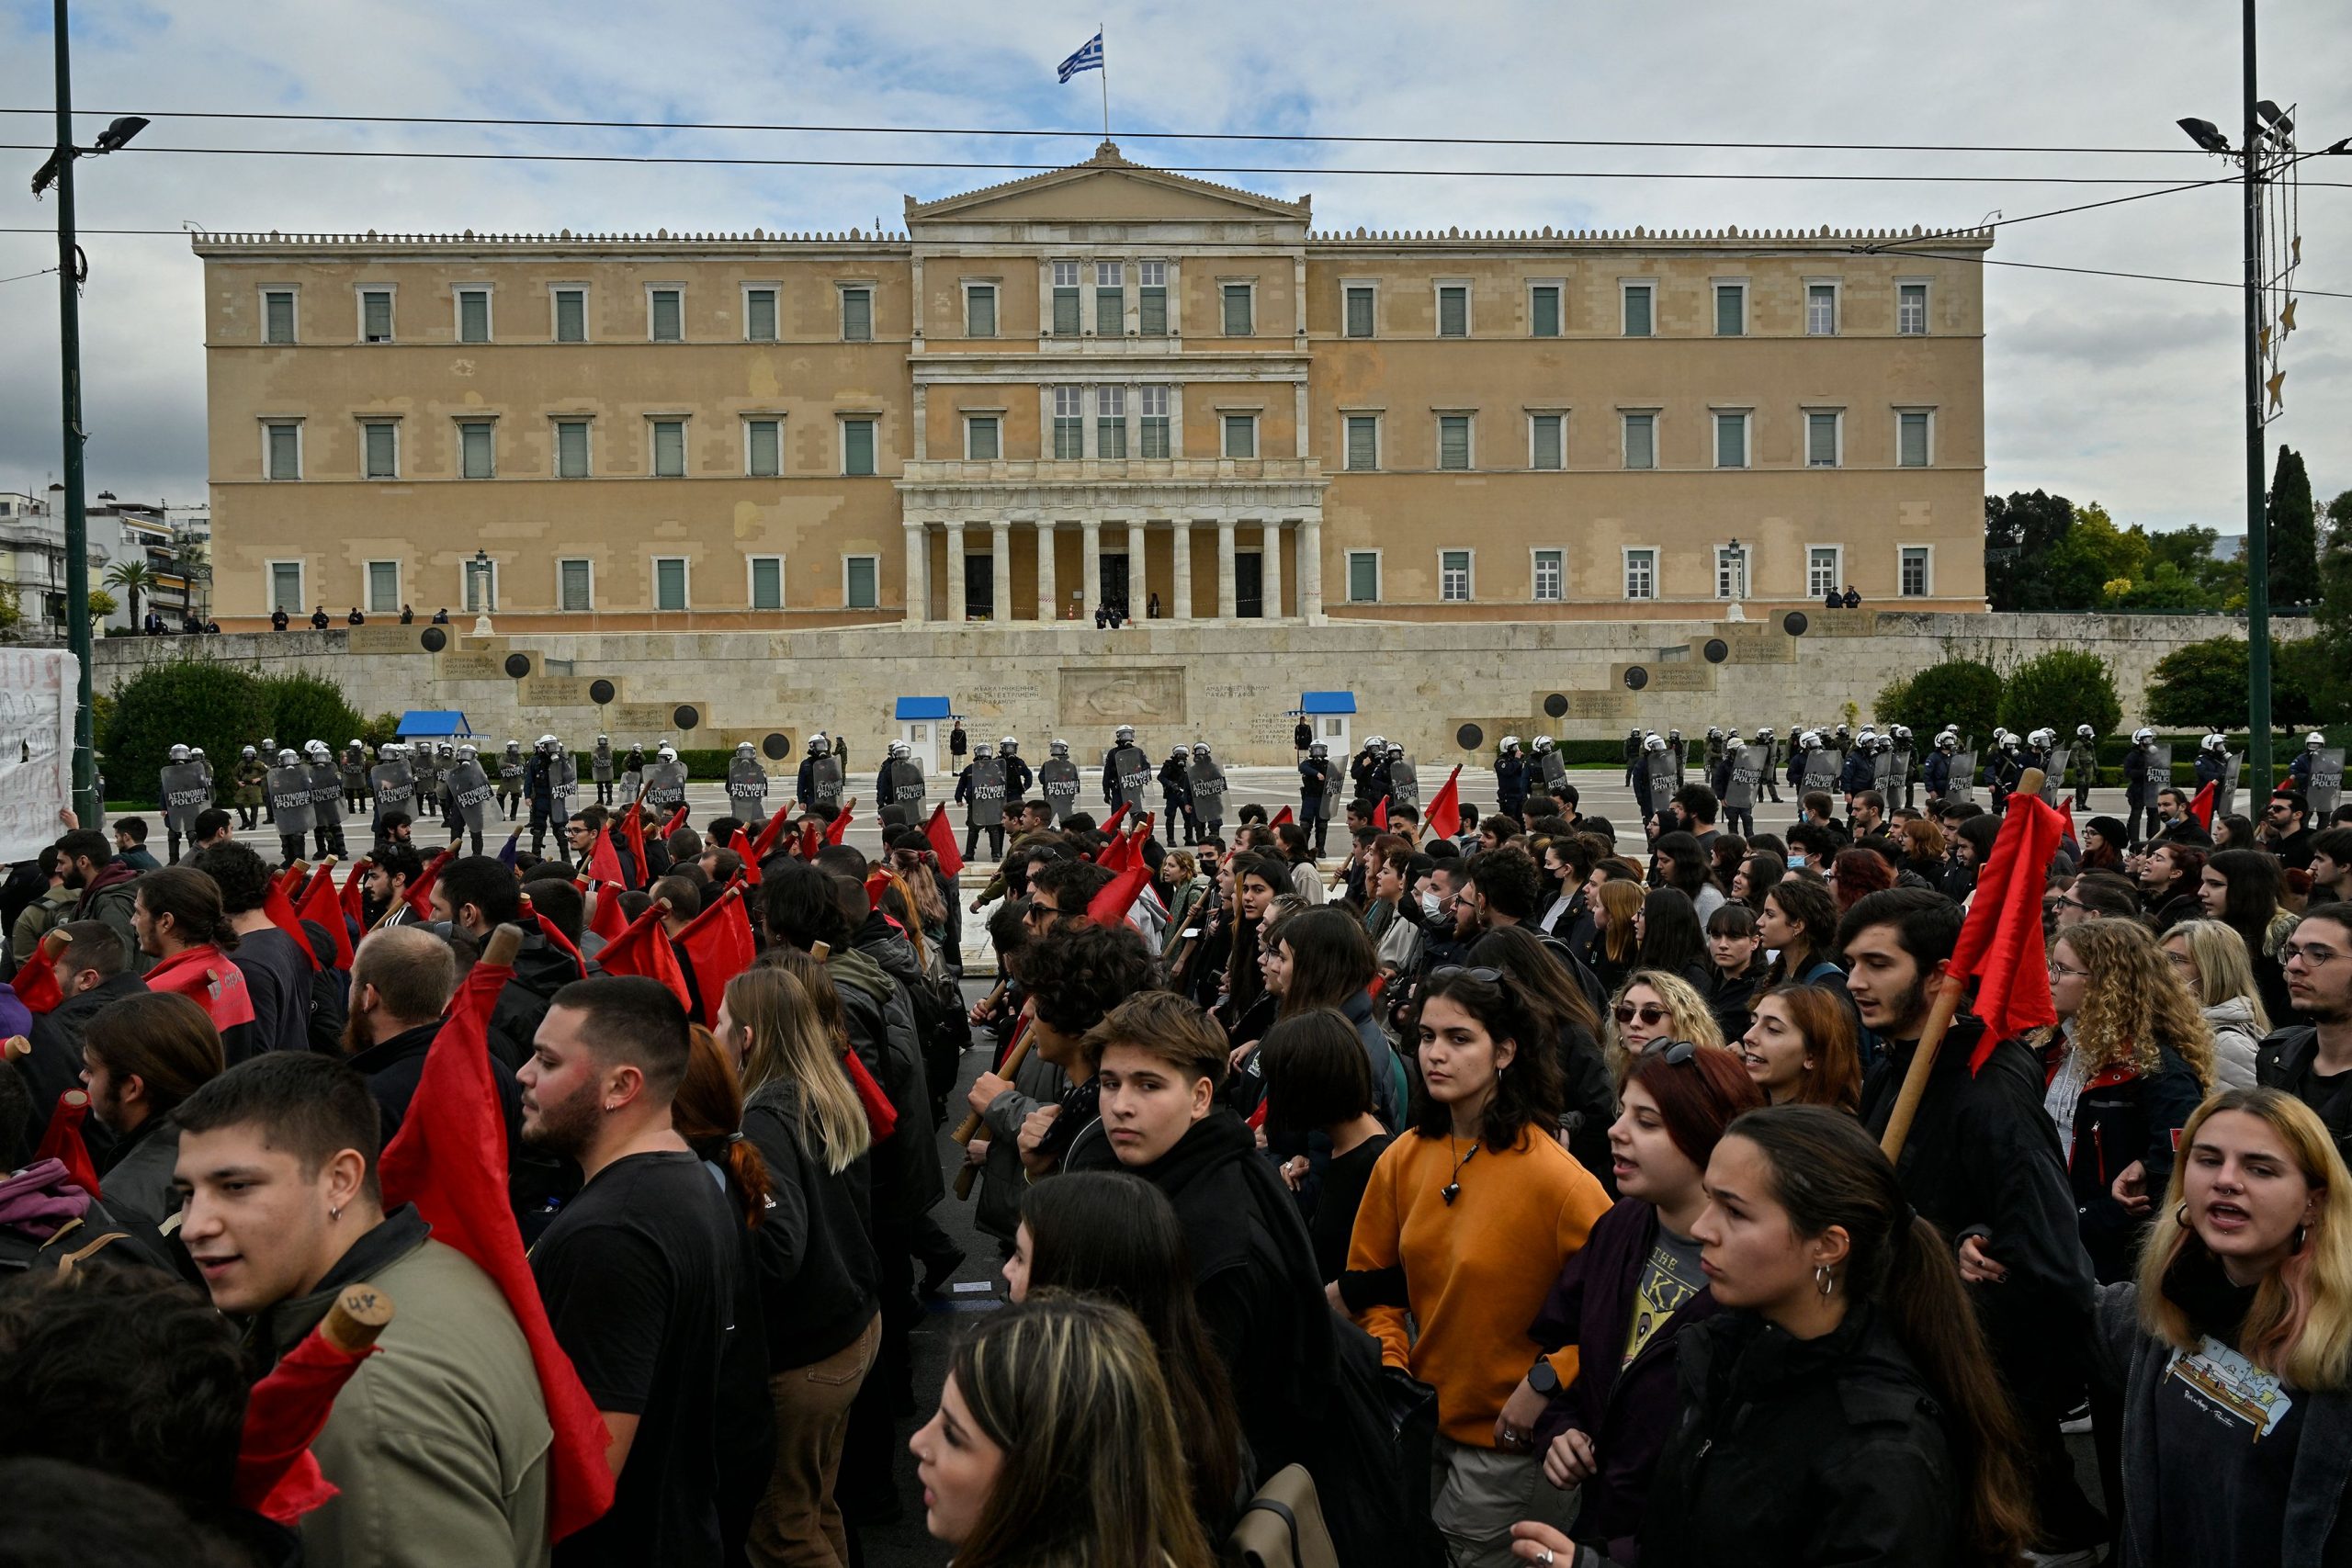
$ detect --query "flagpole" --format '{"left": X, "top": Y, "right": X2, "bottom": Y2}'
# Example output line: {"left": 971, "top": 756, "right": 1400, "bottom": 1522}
{"left": 1098, "top": 22, "right": 1109, "bottom": 140}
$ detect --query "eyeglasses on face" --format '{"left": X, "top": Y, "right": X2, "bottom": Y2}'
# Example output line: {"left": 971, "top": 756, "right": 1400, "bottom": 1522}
{"left": 2283, "top": 942, "right": 2346, "bottom": 968}
{"left": 1613, "top": 1003, "right": 1670, "bottom": 1026}
{"left": 2048, "top": 960, "right": 2093, "bottom": 980}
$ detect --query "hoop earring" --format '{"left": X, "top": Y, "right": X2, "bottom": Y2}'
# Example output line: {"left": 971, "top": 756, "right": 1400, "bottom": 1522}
{"left": 1814, "top": 1265, "right": 1836, "bottom": 1297}
{"left": 2176, "top": 1202, "right": 2190, "bottom": 1229}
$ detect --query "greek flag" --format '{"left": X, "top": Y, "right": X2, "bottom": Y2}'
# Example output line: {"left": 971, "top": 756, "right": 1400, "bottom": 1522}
{"left": 1057, "top": 30, "right": 1103, "bottom": 83}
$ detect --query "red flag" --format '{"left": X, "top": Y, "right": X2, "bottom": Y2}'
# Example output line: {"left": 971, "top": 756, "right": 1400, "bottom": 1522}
{"left": 34, "top": 1089, "right": 102, "bottom": 1198}
{"left": 300, "top": 864, "right": 355, "bottom": 970}
{"left": 822, "top": 811, "right": 849, "bottom": 847}
{"left": 404, "top": 847, "right": 455, "bottom": 921}
{"left": 518, "top": 893, "right": 587, "bottom": 980}
{"left": 676, "top": 890, "right": 757, "bottom": 1027}
{"left": 842, "top": 1047, "right": 899, "bottom": 1142}
{"left": 265, "top": 883, "right": 322, "bottom": 973}
{"left": 234, "top": 1320, "right": 378, "bottom": 1524}
{"left": 1272, "top": 806, "right": 1295, "bottom": 827}
{"left": 146, "top": 942, "right": 256, "bottom": 1032}
{"left": 585, "top": 880, "right": 628, "bottom": 945}
{"left": 2188, "top": 780, "right": 2217, "bottom": 830}
{"left": 379, "top": 948, "right": 615, "bottom": 1542}
{"left": 1103, "top": 802, "right": 1130, "bottom": 834}
{"left": 923, "top": 803, "right": 965, "bottom": 877}
{"left": 596, "top": 900, "right": 694, "bottom": 1013}
{"left": 660, "top": 803, "right": 690, "bottom": 839}
{"left": 274, "top": 861, "right": 310, "bottom": 898}
{"left": 584, "top": 823, "right": 625, "bottom": 886}
{"left": 1946, "top": 791, "right": 2064, "bottom": 1070}
{"left": 1426, "top": 766, "right": 1464, "bottom": 839}
{"left": 1095, "top": 828, "right": 1131, "bottom": 873}
{"left": 340, "top": 859, "right": 371, "bottom": 938}
{"left": 2055, "top": 795, "right": 2076, "bottom": 844}
{"left": 1088, "top": 836, "right": 1154, "bottom": 928}
{"left": 618, "top": 807, "right": 648, "bottom": 891}
{"left": 11, "top": 931, "right": 64, "bottom": 1015}
{"left": 1372, "top": 795, "right": 1389, "bottom": 829}
{"left": 864, "top": 867, "right": 896, "bottom": 913}
{"left": 747, "top": 808, "right": 791, "bottom": 866}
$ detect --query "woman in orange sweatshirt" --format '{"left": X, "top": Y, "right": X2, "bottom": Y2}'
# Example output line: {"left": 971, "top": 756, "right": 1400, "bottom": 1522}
{"left": 1343, "top": 964, "right": 1611, "bottom": 1566}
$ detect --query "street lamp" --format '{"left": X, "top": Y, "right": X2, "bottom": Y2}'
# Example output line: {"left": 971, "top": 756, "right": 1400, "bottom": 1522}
{"left": 29, "top": 1, "right": 147, "bottom": 821}
{"left": 1723, "top": 536, "right": 1747, "bottom": 621}
{"left": 470, "top": 548, "right": 495, "bottom": 634}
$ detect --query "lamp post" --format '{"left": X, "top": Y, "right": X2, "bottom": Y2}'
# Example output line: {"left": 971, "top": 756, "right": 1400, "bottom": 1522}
{"left": 470, "top": 548, "right": 495, "bottom": 635}
{"left": 31, "top": 0, "right": 146, "bottom": 821}
{"left": 1724, "top": 536, "right": 1747, "bottom": 621}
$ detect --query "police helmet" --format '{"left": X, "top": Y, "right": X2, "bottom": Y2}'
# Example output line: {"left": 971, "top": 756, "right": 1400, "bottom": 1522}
{"left": 888, "top": 739, "right": 910, "bottom": 760}
{"left": 277, "top": 749, "right": 300, "bottom": 767}
{"left": 1049, "top": 739, "right": 1070, "bottom": 760}
{"left": 1114, "top": 725, "right": 1136, "bottom": 744}
{"left": 1499, "top": 735, "right": 1521, "bottom": 753}
{"left": 1645, "top": 733, "right": 1668, "bottom": 752}
{"left": 168, "top": 744, "right": 190, "bottom": 762}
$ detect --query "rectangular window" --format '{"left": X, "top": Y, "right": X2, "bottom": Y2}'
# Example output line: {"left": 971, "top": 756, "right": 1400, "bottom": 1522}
{"left": 1439, "top": 414, "right": 1472, "bottom": 470}
{"left": 263, "top": 289, "right": 296, "bottom": 344}
{"left": 554, "top": 288, "right": 586, "bottom": 343}
{"left": 1094, "top": 260, "right": 1123, "bottom": 337}
{"left": 1716, "top": 547, "right": 1750, "bottom": 600}
{"left": 1807, "top": 411, "right": 1841, "bottom": 468}
{"left": 360, "top": 288, "right": 393, "bottom": 343}
{"left": 965, "top": 414, "right": 1000, "bottom": 461}
{"left": 1901, "top": 547, "right": 1931, "bottom": 597}
{"left": 1222, "top": 414, "right": 1257, "bottom": 459}
{"left": 748, "top": 556, "right": 784, "bottom": 610}
{"left": 1051, "top": 260, "right": 1080, "bottom": 335}
{"left": 1808, "top": 547, "right": 1842, "bottom": 599}
{"left": 1806, "top": 284, "right": 1838, "bottom": 335}
{"left": 747, "top": 418, "right": 783, "bottom": 477}
{"left": 1344, "top": 414, "right": 1379, "bottom": 471}
{"left": 1898, "top": 411, "right": 1932, "bottom": 468}
{"left": 1095, "top": 386, "right": 1126, "bottom": 459}
{"left": 840, "top": 287, "right": 872, "bottom": 342}
{"left": 650, "top": 419, "right": 685, "bottom": 478}
{"left": 1437, "top": 286, "right": 1469, "bottom": 338}
{"left": 1138, "top": 385, "right": 1170, "bottom": 458}
{"left": 1623, "top": 284, "right": 1653, "bottom": 337}
{"left": 1530, "top": 284, "right": 1562, "bottom": 338}
{"left": 842, "top": 418, "right": 876, "bottom": 477}
{"left": 1898, "top": 282, "right": 1928, "bottom": 335}
{"left": 1053, "top": 387, "right": 1085, "bottom": 459}
{"left": 269, "top": 560, "right": 303, "bottom": 611}
{"left": 1221, "top": 283, "right": 1253, "bottom": 337}
{"left": 654, "top": 557, "right": 688, "bottom": 612}
{"left": 1623, "top": 412, "right": 1656, "bottom": 470}
{"left": 362, "top": 422, "right": 398, "bottom": 479}
{"left": 1530, "top": 413, "right": 1565, "bottom": 471}
{"left": 1624, "top": 548, "right": 1657, "bottom": 600}
{"left": 1532, "top": 548, "right": 1563, "bottom": 601}
{"left": 1345, "top": 286, "right": 1375, "bottom": 338}
{"left": 366, "top": 560, "right": 400, "bottom": 614}
{"left": 1347, "top": 551, "right": 1380, "bottom": 604}
{"left": 555, "top": 420, "right": 591, "bottom": 479}
{"left": 459, "top": 421, "right": 495, "bottom": 479}
{"left": 1714, "top": 283, "right": 1745, "bottom": 336}
{"left": 1714, "top": 412, "right": 1748, "bottom": 469}
{"left": 1137, "top": 260, "right": 1168, "bottom": 333}
{"left": 964, "top": 283, "right": 997, "bottom": 337}
{"left": 745, "top": 288, "right": 778, "bottom": 342}
{"left": 457, "top": 288, "right": 491, "bottom": 344}
{"left": 650, "top": 288, "right": 683, "bottom": 343}
{"left": 843, "top": 554, "right": 878, "bottom": 609}
{"left": 265, "top": 422, "right": 302, "bottom": 480}
{"left": 559, "top": 558, "right": 594, "bottom": 612}
{"left": 1440, "top": 549, "right": 1472, "bottom": 602}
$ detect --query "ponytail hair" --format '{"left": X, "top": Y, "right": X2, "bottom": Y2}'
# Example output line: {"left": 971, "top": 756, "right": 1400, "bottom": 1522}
{"left": 1728, "top": 1105, "right": 2034, "bottom": 1567}
{"left": 673, "top": 1023, "right": 774, "bottom": 1231}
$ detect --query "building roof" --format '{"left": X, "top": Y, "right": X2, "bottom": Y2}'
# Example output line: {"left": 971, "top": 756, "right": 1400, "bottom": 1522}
{"left": 1299, "top": 691, "right": 1357, "bottom": 715}
{"left": 894, "top": 696, "right": 953, "bottom": 721}
{"left": 397, "top": 710, "right": 473, "bottom": 738}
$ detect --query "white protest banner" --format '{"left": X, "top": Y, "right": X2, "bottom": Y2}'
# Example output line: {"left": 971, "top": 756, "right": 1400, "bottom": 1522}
{"left": 0, "top": 649, "right": 77, "bottom": 860}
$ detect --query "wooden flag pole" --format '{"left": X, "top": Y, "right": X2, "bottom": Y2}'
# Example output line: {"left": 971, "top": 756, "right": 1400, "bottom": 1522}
{"left": 1877, "top": 766, "right": 2042, "bottom": 1164}
{"left": 319, "top": 1284, "right": 395, "bottom": 1355}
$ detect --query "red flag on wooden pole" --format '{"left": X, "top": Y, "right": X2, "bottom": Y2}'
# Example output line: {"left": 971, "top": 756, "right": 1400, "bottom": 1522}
{"left": 1425, "top": 766, "right": 1464, "bottom": 839}
{"left": 595, "top": 900, "right": 695, "bottom": 1013}
{"left": 404, "top": 847, "right": 455, "bottom": 920}
{"left": 34, "top": 1089, "right": 102, "bottom": 1197}
{"left": 299, "top": 863, "right": 356, "bottom": 969}
{"left": 1371, "top": 795, "right": 1388, "bottom": 829}
{"left": 1271, "top": 805, "right": 1295, "bottom": 827}
{"left": 1946, "top": 791, "right": 2064, "bottom": 1060}
{"left": 675, "top": 888, "right": 758, "bottom": 1026}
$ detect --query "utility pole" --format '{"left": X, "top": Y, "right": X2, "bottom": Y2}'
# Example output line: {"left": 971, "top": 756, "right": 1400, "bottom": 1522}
{"left": 2241, "top": 0, "right": 2273, "bottom": 790}
{"left": 51, "top": 0, "right": 96, "bottom": 822}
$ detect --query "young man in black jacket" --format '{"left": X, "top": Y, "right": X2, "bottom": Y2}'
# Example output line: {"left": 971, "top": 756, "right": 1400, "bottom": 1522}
{"left": 2257, "top": 902, "right": 2352, "bottom": 1169}
{"left": 1840, "top": 886, "right": 2104, "bottom": 1562}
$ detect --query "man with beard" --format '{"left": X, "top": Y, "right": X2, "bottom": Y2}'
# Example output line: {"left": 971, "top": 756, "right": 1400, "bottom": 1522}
{"left": 524, "top": 976, "right": 765, "bottom": 1568}
{"left": 362, "top": 842, "right": 426, "bottom": 929}
{"left": 56, "top": 828, "right": 150, "bottom": 977}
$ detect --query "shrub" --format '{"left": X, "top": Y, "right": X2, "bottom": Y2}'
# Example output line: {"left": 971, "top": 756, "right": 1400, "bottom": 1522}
{"left": 2145, "top": 635, "right": 2338, "bottom": 730}
{"left": 99, "top": 660, "right": 269, "bottom": 800}
{"left": 1875, "top": 658, "right": 2001, "bottom": 743}
{"left": 1998, "top": 649, "right": 2122, "bottom": 740}
{"left": 263, "top": 671, "right": 366, "bottom": 753}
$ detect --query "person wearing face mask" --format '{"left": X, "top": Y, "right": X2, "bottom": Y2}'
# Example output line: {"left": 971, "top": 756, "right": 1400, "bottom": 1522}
{"left": 1519, "top": 1040, "right": 1764, "bottom": 1566}
{"left": 1736, "top": 981, "right": 1864, "bottom": 1112}
{"left": 2087, "top": 1089, "right": 2352, "bottom": 1568}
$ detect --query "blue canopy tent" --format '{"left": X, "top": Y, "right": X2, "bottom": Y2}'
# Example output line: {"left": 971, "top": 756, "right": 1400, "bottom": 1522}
{"left": 396, "top": 710, "right": 474, "bottom": 739}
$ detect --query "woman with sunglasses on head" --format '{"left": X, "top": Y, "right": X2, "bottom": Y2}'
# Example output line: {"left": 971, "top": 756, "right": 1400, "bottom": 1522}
{"left": 1604, "top": 970, "right": 1724, "bottom": 1082}
{"left": 1737, "top": 982, "right": 1865, "bottom": 1114}
{"left": 1344, "top": 965, "right": 1609, "bottom": 1563}
{"left": 2088, "top": 1088, "right": 2352, "bottom": 1568}
{"left": 2162, "top": 919, "right": 2270, "bottom": 1089}
{"left": 1511, "top": 1105, "right": 2035, "bottom": 1568}
{"left": 1515, "top": 1039, "right": 1764, "bottom": 1566}
{"left": 2203, "top": 848, "right": 2300, "bottom": 1027}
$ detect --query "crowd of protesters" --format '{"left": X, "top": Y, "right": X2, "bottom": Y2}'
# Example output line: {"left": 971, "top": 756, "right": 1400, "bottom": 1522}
{"left": 0, "top": 723, "right": 2350, "bottom": 1568}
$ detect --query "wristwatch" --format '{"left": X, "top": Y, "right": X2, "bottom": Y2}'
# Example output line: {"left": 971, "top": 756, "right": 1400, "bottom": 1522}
{"left": 1528, "top": 1357, "right": 1560, "bottom": 1396}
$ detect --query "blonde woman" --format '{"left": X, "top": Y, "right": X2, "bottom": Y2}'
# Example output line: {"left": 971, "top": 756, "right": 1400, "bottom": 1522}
{"left": 2092, "top": 1088, "right": 2352, "bottom": 1568}
{"left": 2040, "top": 918, "right": 2215, "bottom": 1283}
{"left": 1585, "top": 876, "right": 1647, "bottom": 995}
{"left": 1603, "top": 969, "right": 1724, "bottom": 1082}
{"left": 716, "top": 964, "right": 880, "bottom": 1568}
{"left": 2162, "top": 919, "right": 2272, "bottom": 1089}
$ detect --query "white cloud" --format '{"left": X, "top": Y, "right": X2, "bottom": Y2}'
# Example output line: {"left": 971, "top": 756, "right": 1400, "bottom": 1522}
{"left": 2, "top": 0, "right": 2346, "bottom": 530}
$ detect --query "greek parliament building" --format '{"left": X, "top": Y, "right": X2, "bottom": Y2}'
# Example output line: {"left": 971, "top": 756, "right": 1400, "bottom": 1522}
{"left": 193, "top": 142, "right": 1990, "bottom": 631}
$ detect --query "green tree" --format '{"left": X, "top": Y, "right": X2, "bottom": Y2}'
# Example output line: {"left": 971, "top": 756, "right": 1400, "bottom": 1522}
{"left": 1983, "top": 491, "right": 2075, "bottom": 612}
{"left": 263, "top": 671, "right": 366, "bottom": 752}
{"left": 2046, "top": 502, "right": 2148, "bottom": 610}
{"left": 1998, "top": 649, "right": 2122, "bottom": 739}
{"left": 100, "top": 660, "right": 270, "bottom": 801}
{"left": 2318, "top": 488, "right": 2352, "bottom": 643}
{"left": 85, "top": 588, "right": 118, "bottom": 628}
{"left": 2146, "top": 636, "right": 2326, "bottom": 729}
{"left": 1875, "top": 657, "right": 2002, "bottom": 742}
{"left": 103, "top": 559, "right": 155, "bottom": 626}
{"left": 2267, "top": 446, "right": 2319, "bottom": 609}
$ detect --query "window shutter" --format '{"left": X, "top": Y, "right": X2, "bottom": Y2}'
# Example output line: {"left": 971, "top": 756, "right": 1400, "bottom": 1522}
{"left": 1808, "top": 413, "right": 1838, "bottom": 466}
{"left": 1439, "top": 288, "right": 1467, "bottom": 337}
{"left": 1138, "top": 286, "right": 1167, "bottom": 335}
{"left": 748, "top": 290, "right": 777, "bottom": 341}
{"left": 458, "top": 292, "right": 489, "bottom": 343}
{"left": 750, "top": 421, "right": 782, "bottom": 475}
{"left": 556, "top": 291, "right": 585, "bottom": 342}
{"left": 1223, "top": 285, "right": 1251, "bottom": 336}
{"left": 265, "top": 293, "right": 294, "bottom": 344}
{"left": 752, "top": 558, "right": 782, "bottom": 609}
{"left": 1052, "top": 288, "right": 1080, "bottom": 335}
{"left": 558, "top": 423, "right": 589, "bottom": 478}
{"left": 364, "top": 424, "right": 396, "bottom": 479}
{"left": 1096, "top": 288, "right": 1122, "bottom": 337}
{"left": 462, "top": 423, "right": 494, "bottom": 479}
{"left": 1531, "top": 287, "right": 1560, "bottom": 337}
{"left": 968, "top": 418, "right": 999, "bottom": 461}
{"left": 1900, "top": 413, "right": 1929, "bottom": 468}
{"left": 1532, "top": 415, "right": 1563, "bottom": 470}
{"left": 967, "top": 288, "right": 996, "bottom": 336}
{"left": 1715, "top": 286, "right": 1742, "bottom": 336}
{"left": 845, "top": 557, "right": 877, "bottom": 608}
{"left": 656, "top": 559, "right": 686, "bottom": 611}
{"left": 1346, "top": 288, "right": 1374, "bottom": 338}
{"left": 1625, "top": 415, "right": 1654, "bottom": 469}
{"left": 651, "top": 290, "right": 682, "bottom": 342}
{"left": 1346, "top": 417, "right": 1376, "bottom": 470}
{"left": 1624, "top": 288, "right": 1651, "bottom": 337}
{"left": 653, "top": 422, "right": 684, "bottom": 477}
{"left": 363, "top": 292, "right": 392, "bottom": 341}
{"left": 560, "top": 559, "right": 592, "bottom": 611}
{"left": 1715, "top": 415, "right": 1744, "bottom": 468}
{"left": 842, "top": 289, "right": 872, "bottom": 342}
{"left": 1348, "top": 554, "right": 1378, "bottom": 603}
{"left": 1440, "top": 416, "right": 1470, "bottom": 469}
{"left": 845, "top": 420, "right": 876, "bottom": 476}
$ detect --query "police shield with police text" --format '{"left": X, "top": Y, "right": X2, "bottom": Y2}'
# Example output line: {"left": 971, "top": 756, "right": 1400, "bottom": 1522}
{"left": 799, "top": 733, "right": 845, "bottom": 813}
{"left": 305, "top": 741, "right": 347, "bottom": 858}
{"left": 160, "top": 745, "right": 209, "bottom": 864}
{"left": 642, "top": 746, "right": 688, "bottom": 817}
{"left": 444, "top": 746, "right": 494, "bottom": 854}
{"left": 882, "top": 740, "right": 927, "bottom": 818}
{"left": 959, "top": 742, "right": 1007, "bottom": 859}
{"left": 1103, "top": 725, "right": 1153, "bottom": 817}
{"left": 266, "top": 750, "right": 316, "bottom": 866}
{"left": 1187, "top": 743, "right": 1228, "bottom": 839}
{"left": 1038, "top": 740, "right": 1080, "bottom": 823}
{"left": 727, "top": 742, "right": 772, "bottom": 828}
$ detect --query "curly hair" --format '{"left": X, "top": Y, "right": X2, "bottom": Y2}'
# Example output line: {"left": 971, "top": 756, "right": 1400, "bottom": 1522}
{"left": 1603, "top": 968, "right": 1724, "bottom": 1080}
{"left": 2041, "top": 917, "right": 2216, "bottom": 1088}
{"left": 1012, "top": 921, "right": 1162, "bottom": 1039}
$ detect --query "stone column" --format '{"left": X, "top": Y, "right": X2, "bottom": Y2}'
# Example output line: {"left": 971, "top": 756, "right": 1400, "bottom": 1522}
{"left": 1126, "top": 520, "right": 1148, "bottom": 618}
{"left": 1170, "top": 522, "right": 1193, "bottom": 620}
{"left": 902, "top": 520, "right": 928, "bottom": 625}
{"left": 1261, "top": 520, "right": 1284, "bottom": 620}
{"left": 944, "top": 521, "right": 966, "bottom": 624}
{"left": 1080, "top": 517, "right": 1102, "bottom": 615}
{"left": 1298, "top": 515, "right": 1324, "bottom": 623}
{"left": 1035, "top": 520, "right": 1057, "bottom": 621}
{"left": 1216, "top": 518, "right": 1238, "bottom": 619}
{"left": 991, "top": 520, "right": 1012, "bottom": 622}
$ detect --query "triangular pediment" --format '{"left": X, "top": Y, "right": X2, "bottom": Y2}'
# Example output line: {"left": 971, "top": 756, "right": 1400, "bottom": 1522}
{"left": 907, "top": 142, "right": 1309, "bottom": 231}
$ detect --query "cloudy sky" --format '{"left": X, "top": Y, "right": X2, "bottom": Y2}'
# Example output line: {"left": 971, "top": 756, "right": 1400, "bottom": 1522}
{"left": 3, "top": 0, "right": 2346, "bottom": 533}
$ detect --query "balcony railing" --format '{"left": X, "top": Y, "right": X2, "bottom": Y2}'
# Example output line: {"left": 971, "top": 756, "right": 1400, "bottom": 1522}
{"left": 898, "top": 455, "right": 1324, "bottom": 486}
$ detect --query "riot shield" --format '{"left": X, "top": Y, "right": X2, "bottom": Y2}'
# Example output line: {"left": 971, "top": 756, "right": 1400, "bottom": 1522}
{"left": 887, "top": 759, "right": 927, "bottom": 813}
{"left": 964, "top": 758, "right": 1005, "bottom": 827}
{"left": 2040, "top": 747, "right": 2071, "bottom": 806}
{"left": 1387, "top": 760, "right": 1420, "bottom": 809}
{"left": 1039, "top": 760, "right": 1080, "bottom": 821}
{"left": 1801, "top": 749, "right": 1843, "bottom": 795}
{"left": 1537, "top": 750, "right": 1568, "bottom": 793}
{"left": 1644, "top": 750, "right": 1677, "bottom": 805}
{"left": 592, "top": 746, "right": 615, "bottom": 784}
{"left": 1725, "top": 745, "right": 1766, "bottom": 815}
{"left": 808, "top": 754, "right": 844, "bottom": 811}
{"left": 1944, "top": 751, "right": 1978, "bottom": 808}
{"left": 2144, "top": 744, "right": 2175, "bottom": 802}
{"left": 160, "top": 763, "right": 210, "bottom": 833}
{"left": 1871, "top": 749, "right": 1896, "bottom": 793}
{"left": 1186, "top": 758, "right": 1228, "bottom": 824}
{"left": 728, "top": 758, "right": 772, "bottom": 826}
{"left": 1885, "top": 749, "right": 1913, "bottom": 797}
{"left": 309, "top": 762, "right": 345, "bottom": 826}
{"left": 640, "top": 761, "right": 688, "bottom": 816}
{"left": 369, "top": 761, "right": 414, "bottom": 816}
{"left": 552, "top": 755, "right": 580, "bottom": 818}
{"left": 2309, "top": 749, "right": 2346, "bottom": 820}
{"left": 266, "top": 766, "right": 317, "bottom": 835}
{"left": 2217, "top": 754, "right": 2245, "bottom": 821}
{"left": 446, "top": 760, "right": 495, "bottom": 833}
{"left": 1111, "top": 746, "right": 1155, "bottom": 816}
